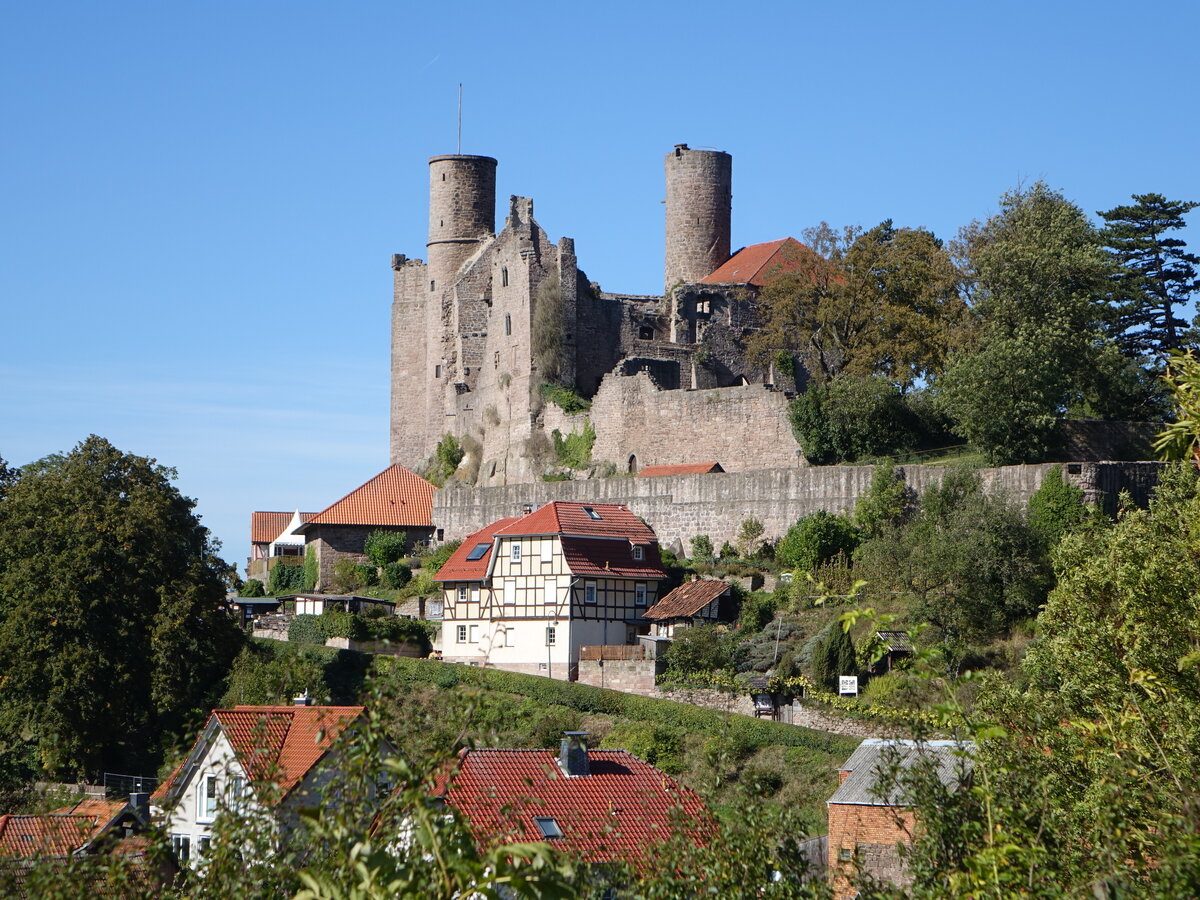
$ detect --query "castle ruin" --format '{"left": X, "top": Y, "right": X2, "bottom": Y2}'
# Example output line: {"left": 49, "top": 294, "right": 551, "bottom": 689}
{"left": 390, "top": 144, "right": 810, "bottom": 486}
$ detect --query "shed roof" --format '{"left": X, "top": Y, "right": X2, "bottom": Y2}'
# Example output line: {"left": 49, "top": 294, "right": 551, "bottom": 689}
{"left": 829, "top": 739, "right": 973, "bottom": 807}
{"left": 643, "top": 579, "right": 732, "bottom": 620}
{"left": 700, "top": 237, "right": 820, "bottom": 287}
{"left": 439, "top": 747, "right": 713, "bottom": 867}
{"left": 299, "top": 465, "right": 434, "bottom": 530}
{"left": 637, "top": 462, "right": 725, "bottom": 478}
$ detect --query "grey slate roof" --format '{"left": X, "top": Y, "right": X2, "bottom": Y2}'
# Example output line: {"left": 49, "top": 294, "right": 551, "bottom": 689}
{"left": 875, "top": 630, "right": 914, "bottom": 652}
{"left": 828, "top": 739, "right": 973, "bottom": 807}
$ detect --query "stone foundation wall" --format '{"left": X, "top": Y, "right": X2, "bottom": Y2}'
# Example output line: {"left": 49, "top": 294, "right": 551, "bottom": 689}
{"left": 576, "top": 658, "right": 663, "bottom": 693}
{"left": 433, "top": 461, "right": 1163, "bottom": 550}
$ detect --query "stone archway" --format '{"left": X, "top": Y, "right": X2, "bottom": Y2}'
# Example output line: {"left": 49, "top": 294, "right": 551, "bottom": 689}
{"left": 627, "top": 454, "right": 639, "bottom": 474}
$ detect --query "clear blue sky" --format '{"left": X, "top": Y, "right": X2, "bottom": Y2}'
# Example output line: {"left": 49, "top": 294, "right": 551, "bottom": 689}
{"left": 2, "top": 0, "right": 1197, "bottom": 566}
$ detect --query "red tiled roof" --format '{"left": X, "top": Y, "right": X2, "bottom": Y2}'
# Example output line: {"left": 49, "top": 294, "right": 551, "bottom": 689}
{"left": 441, "top": 748, "right": 713, "bottom": 866}
{"left": 495, "top": 502, "right": 656, "bottom": 542}
{"left": 644, "top": 579, "right": 732, "bottom": 620}
{"left": 0, "top": 814, "right": 99, "bottom": 857}
{"left": 302, "top": 465, "right": 434, "bottom": 529}
{"left": 700, "top": 237, "right": 821, "bottom": 287}
{"left": 251, "top": 512, "right": 299, "bottom": 544}
{"left": 150, "top": 764, "right": 182, "bottom": 803}
{"left": 210, "top": 705, "right": 364, "bottom": 796}
{"left": 637, "top": 462, "right": 725, "bottom": 478}
{"left": 433, "top": 517, "right": 522, "bottom": 583}
{"left": 560, "top": 537, "right": 667, "bottom": 580}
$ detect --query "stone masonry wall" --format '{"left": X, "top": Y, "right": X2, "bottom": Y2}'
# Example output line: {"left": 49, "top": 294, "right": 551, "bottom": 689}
{"left": 433, "top": 462, "right": 1163, "bottom": 551}
{"left": 575, "top": 659, "right": 662, "bottom": 694}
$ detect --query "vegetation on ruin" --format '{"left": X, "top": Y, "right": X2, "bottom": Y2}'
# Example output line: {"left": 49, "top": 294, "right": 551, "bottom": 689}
{"left": 551, "top": 421, "right": 596, "bottom": 469}
{"left": 423, "top": 433, "right": 465, "bottom": 486}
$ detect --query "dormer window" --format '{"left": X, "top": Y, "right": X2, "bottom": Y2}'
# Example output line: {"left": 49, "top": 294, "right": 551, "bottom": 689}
{"left": 583, "top": 507, "right": 601, "bottom": 520}
{"left": 632, "top": 545, "right": 644, "bottom": 561}
{"left": 534, "top": 816, "right": 563, "bottom": 839}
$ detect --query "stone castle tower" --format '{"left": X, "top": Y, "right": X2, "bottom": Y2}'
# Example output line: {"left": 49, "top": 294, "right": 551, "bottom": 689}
{"left": 664, "top": 144, "right": 732, "bottom": 292}
{"left": 390, "top": 144, "right": 803, "bottom": 486}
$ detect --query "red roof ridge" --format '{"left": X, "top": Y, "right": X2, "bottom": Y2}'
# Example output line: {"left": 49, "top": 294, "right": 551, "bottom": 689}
{"left": 302, "top": 464, "right": 434, "bottom": 529}
{"left": 700, "top": 236, "right": 819, "bottom": 287}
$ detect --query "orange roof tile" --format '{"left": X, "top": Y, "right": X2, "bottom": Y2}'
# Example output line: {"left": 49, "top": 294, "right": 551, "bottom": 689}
{"left": 644, "top": 579, "right": 732, "bottom": 620}
{"left": 433, "top": 517, "right": 522, "bottom": 583}
{"left": 0, "top": 814, "right": 99, "bottom": 857}
{"left": 700, "top": 237, "right": 821, "bottom": 287}
{"left": 559, "top": 537, "right": 667, "bottom": 580}
{"left": 302, "top": 465, "right": 434, "bottom": 529}
{"left": 251, "top": 511, "right": 296, "bottom": 544}
{"left": 441, "top": 748, "right": 713, "bottom": 867}
{"left": 211, "top": 705, "right": 364, "bottom": 796}
{"left": 495, "top": 502, "right": 656, "bottom": 542}
{"left": 637, "top": 462, "right": 725, "bottom": 478}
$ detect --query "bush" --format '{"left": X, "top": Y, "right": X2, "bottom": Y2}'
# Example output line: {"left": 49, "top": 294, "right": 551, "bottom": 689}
{"left": 331, "top": 558, "right": 365, "bottom": 593}
{"left": 364, "top": 530, "right": 408, "bottom": 567}
{"left": 1027, "top": 464, "right": 1088, "bottom": 549}
{"left": 425, "top": 434, "right": 465, "bottom": 487}
{"left": 789, "top": 375, "right": 921, "bottom": 464}
{"left": 690, "top": 535, "right": 714, "bottom": 563}
{"left": 854, "top": 459, "right": 911, "bottom": 538}
{"left": 738, "top": 593, "right": 777, "bottom": 632}
{"left": 539, "top": 382, "right": 591, "bottom": 415}
{"left": 737, "top": 517, "right": 765, "bottom": 558}
{"left": 241, "top": 578, "right": 265, "bottom": 598}
{"left": 777, "top": 510, "right": 860, "bottom": 571}
{"left": 268, "top": 560, "right": 306, "bottom": 595}
{"left": 302, "top": 545, "right": 318, "bottom": 592}
{"left": 551, "top": 422, "right": 595, "bottom": 469}
{"left": 383, "top": 561, "right": 412, "bottom": 589}
{"left": 663, "top": 624, "right": 741, "bottom": 676}
{"left": 356, "top": 564, "right": 378, "bottom": 588}
{"left": 719, "top": 541, "right": 737, "bottom": 560}
{"left": 288, "top": 614, "right": 328, "bottom": 645}
{"left": 599, "top": 723, "right": 685, "bottom": 774}
{"left": 419, "top": 540, "right": 461, "bottom": 576}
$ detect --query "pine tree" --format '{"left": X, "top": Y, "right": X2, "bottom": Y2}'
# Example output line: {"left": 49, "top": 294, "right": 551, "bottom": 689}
{"left": 1099, "top": 193, "right": 1200, "bottom": 359}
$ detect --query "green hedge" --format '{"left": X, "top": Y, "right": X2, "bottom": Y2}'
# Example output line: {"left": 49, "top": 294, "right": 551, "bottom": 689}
{"left": 287, "top": 614, "right": 328, "bottom": 645}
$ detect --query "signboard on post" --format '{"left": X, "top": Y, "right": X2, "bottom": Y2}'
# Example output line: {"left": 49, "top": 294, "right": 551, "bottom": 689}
{"left": 838, "top": 675, "right": 859, "bottom": 696}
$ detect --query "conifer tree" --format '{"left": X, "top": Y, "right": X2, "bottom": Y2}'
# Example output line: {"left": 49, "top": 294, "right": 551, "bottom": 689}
{"left": 1099, "top": 193, "right": 1199, "bottom": 358}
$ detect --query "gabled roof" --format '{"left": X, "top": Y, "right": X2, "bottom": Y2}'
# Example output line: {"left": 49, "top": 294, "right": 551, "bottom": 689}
{"left": 440, "top": 748, "right": 712, "bottom": 866}
{"left": 829, "top": 739, "right": 973, "bottom": 807}
{"left": 252, "top": 511, "right": 316, "bottom": 544}
{"left": 434, "top": 518, "right": 522, "bottom": 583}
{"left": 299, "top": 465, "right": 434, "bottom": 530}
{"left": 0, "top": 815, "right": 97, "bottom": 857}
{"left": 637, "top": 462, "right": 725, "bottom": 478}
{"left": 159, "top": 705, "right": 364, "bottom": 804}
{"left": 560, "top": 537, "right": 667, "bottom": 580}
{"left": 700, "top": 237, "right": 820, "bottom": 287}
{"left": 644, "top": 579, "right": 732, "bottom": 620}
{"left": 494, "top": 501, "right": 657, "bottom": 542}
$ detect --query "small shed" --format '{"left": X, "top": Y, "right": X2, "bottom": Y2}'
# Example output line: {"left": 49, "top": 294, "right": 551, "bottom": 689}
{"left": 873, "top": 631, "right": 914, "bottom": 673}
{"left": 281, "top": 594, "right": 396, "bottom": 617}
{"left": 230, "top": 597, "right": 282, "bottom": 626}
{"left": 643, "top": 578, "right": 736, "bottom": 638}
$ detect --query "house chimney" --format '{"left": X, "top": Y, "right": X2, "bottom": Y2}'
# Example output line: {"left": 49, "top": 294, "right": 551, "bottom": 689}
{"left": 128, "top": 792, "right": 149, "bottom": 821}
{"left": 558, "top": 731, "right": 590, "bottom": 777}
{"left": 293, "top": 692, "right": 311, "bottom": 706}
{"left": 522, "top": 503, "right": 534, "bottom": 516}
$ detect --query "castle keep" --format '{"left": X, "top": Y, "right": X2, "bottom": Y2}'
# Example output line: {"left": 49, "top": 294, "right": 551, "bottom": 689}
{"left": 390, "top": 145, "right": 808, "bottom": 486}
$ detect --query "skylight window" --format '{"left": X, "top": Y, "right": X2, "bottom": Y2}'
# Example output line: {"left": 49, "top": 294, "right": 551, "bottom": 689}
{"left": 534, "top": 816, "right": 563, "bottom": 839}
{"left": 582, "top": 507, "right": 601, "bottom": 520}
{"left": 466, "top": 543, "right": 491, "bottom": 561}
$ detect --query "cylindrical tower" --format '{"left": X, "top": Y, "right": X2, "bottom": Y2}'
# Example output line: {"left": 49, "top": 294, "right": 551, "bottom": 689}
{"left": 427, "top": 154, "right": 498, "bottom": 294}
{"left": 664, "top": 144, "right": 732, "bottom": 292}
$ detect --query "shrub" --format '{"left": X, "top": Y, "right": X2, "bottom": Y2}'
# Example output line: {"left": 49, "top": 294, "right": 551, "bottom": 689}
{"left": 599, "top": 723, "right": 685, "bottom": 774}
{"left": 540, "top": 382, "right": 591, "bottom": 415}
{"left": 737, "top": 517, "right": 765, "bottom": 557}
{"left": 383, "top": 561, "right": 412, "bottom": 589}
{"left": 364, "top": 530, "right": 408, "bottom": 567}
{"left": 738, "top": 593, "right": 777, "bottom": 632}
{"left": 551, "top": 421, "right": 595, "bottom": 469}
{"left": 356, "top": 564, "right": 378, "bottom": 588}
{"left": 789, "top": 374, "right": 920, "bottom": 464}
{"left": 331, "top": 558, "right": 365, "bottom": 593}
{"left": 288, "top": 614, "right": 328, "bottom": 645}
{"left": 425, "top": 434, "right": 464, "bottom": 486}
{"left": 419, "top": 539, "right": 461, "bottom": 576}
{"left": 777, "top": 510, "right": 860, "bottom": 571}
{"left": 268, "top": 560, "right": 306, "bottom": 595}
{"left": 854, "top": 459, "right": 911, "bottom": 538}
{"left": 689, "top": 535, "right": 714, "bottom": 563}
{"left": 811, "top": 626, "right": 856, "bottom": 690}
{"left": 302, "top": 544, "right": 318, "bottom": 592}
{"left": 663, "top": 624, "right": 741, "bottom": 676}
{"left": 241, "top": 578, "right": 265, "bottom": 598}
{"left": 719, "top": 541, "right": 737, "bottom": 560}
{"left": 1027, "top": 464, "right": 1088, "bottom": 549}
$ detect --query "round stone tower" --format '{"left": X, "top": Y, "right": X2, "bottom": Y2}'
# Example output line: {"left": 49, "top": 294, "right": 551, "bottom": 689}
{"left": 427, "top": 154, "right": 498, "bottom": 294}
{"left": 664, "top": 143, "right": 732, "bottom": 292}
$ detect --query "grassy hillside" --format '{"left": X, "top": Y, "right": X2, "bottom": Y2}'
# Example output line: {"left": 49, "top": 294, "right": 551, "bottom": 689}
{"left": 222, "top": 639, "right": 857, "bottom": 833}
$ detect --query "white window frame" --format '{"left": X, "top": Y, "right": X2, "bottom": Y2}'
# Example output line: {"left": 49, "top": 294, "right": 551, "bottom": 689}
{"left": 171, "top": 834, "right": 191, "bottom": 862}
{"left": 543, "top": 581, "right": 556, "bottom": 605}
{"left": 632, "top": 545, "right": 644, "bottom": 561}
{"left": 585, "top": 581, "right": 597, "bottom": 605}
{"left": 457, "top": 585, "right": 468, "bottom": 602}
{"left": 635, "top": 583, "right": 647, "bottom": 607}
{"left": 541, "top": 539, "right": 553, "bottom": 563}
{"left": 546, "top": 626, "right": 557, "bottom": 646}
{"left": 198, "top": 774, "right": 218, "bottom": 822}
{"left": 510, "top": 543, "right": 522, "bottom": 563}
{"left": 504, "top": 581, "right": 516, "bottom": 605}
{"left": 456, "top": 624, "right": 467, "bottom": 643}
{"left": 468, "top": 624, "right": 479, "bottom": 643}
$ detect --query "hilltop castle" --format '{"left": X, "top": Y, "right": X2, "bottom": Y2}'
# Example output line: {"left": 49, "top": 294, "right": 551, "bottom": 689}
{"left": 390, "top": 145, "right": 811, "bottom": 486}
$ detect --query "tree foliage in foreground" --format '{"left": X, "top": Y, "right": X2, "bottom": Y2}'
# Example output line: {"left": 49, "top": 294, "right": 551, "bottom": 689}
{"left": 0, "top": 436, "right": 243, "bottom": 778}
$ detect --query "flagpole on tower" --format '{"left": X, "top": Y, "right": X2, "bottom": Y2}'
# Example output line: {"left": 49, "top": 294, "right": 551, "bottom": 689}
{"left": 457, "top": 83, "right": 462, "bottom": 154}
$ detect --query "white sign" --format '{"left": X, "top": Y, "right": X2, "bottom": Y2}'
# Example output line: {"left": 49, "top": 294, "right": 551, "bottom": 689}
{"left": 838, "top": 676, "right": 859, "bottom": 696}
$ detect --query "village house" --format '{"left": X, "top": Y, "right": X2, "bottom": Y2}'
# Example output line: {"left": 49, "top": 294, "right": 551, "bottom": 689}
{"left": 295, "top": 464, "right": 436, "bottom": 590}
{"left": 152, "top": 699, "right": 368, "bottom": 867}
{"left": 247, "top": 510, "right": 316, "bottom": 582}
{"left": 826, "top": 738, "right": 972, "bottom": 899}
{"left": 434, "top": 501, "right": 667, "bottom": 680}
{"left": 642, "top": 577, "right": 737, "bottom": 638}
{"left": 437, "top": 732, "right": 712, "bottom": 872}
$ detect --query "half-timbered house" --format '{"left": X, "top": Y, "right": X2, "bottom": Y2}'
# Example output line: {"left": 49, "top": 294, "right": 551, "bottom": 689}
{"left": 434, "top": 501, "right": 668, "bottom": 680}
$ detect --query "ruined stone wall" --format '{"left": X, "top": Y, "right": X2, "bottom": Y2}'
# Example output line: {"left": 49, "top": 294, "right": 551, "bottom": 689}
{"left": 586, "top": 372, "right": 802, "bottom": 475}
{"left": 390, "top": 256, "right": 431, "bottom": 468}
{"left": 432, "top": 462, "right": 1163, "bottom": 551}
